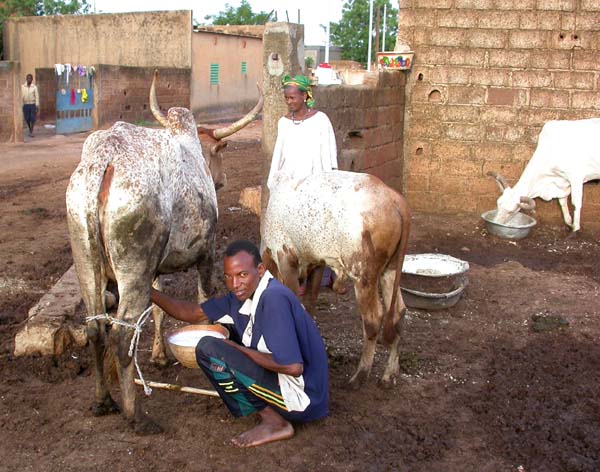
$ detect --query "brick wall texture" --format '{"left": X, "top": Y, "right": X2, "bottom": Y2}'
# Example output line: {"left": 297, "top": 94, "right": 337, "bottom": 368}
{"left": 400, "top": 2, "right": 600, "bottom": 226}
{"left": 94, "top": 65, "right": 191, "bottom": 129}
{"left": 314, "top": 71, "right": 407, "bottom": 192}
{"left": 0, "top": 61, "right": 21, "bottom": 143}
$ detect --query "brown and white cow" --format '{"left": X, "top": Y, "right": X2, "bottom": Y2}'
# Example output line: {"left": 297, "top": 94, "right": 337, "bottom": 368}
{"left": 261, "top": 171, "right": 411, "bottom": 386}
{"left": 66, "top": 71, "right": 262, "bottom": 434}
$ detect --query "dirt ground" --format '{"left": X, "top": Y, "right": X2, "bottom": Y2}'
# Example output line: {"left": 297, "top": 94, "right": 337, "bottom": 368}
{"left": 1, "top": 120, "right": 600, "bottom": 472}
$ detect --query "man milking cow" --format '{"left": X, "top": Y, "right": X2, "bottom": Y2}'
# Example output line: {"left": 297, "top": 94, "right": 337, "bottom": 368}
{"left": 151, "top": 240, "right": 329, "bottom": 447}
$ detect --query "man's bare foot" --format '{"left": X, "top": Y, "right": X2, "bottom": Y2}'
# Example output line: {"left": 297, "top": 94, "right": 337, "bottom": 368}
{"left": 231, "top": 407, "right": 294, "bottom": 447}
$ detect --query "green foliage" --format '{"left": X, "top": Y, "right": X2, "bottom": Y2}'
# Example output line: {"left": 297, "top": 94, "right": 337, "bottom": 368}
{"left": 204, "top": 0, "right": 272, "bottom": 26}
{"left": 305, "top": 56, "right": 314, "bottom": 69}
{"left": 331, "top": 0, "right": 398, "bottom": 67}
{"left": 1, "top": 0, "right": 89, "bottom": 59}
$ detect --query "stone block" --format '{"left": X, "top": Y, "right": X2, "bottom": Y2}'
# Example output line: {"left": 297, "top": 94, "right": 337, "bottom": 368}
{"left": 553, "top": 71, "right": 596, "bottom": 90}
{"left": 581, "top": 0, "right": 600, "bottom": 11}
{"left": 509, "top": 30, "right": 550, "bottom": 49}
{"left": 469, "top": 68, "right": 511, "bottom": 87}
{"left": 537, "top": 0, "right": 576, "bottom": 11}
{"left": 488, "top": 49, "right": 532, "bottom": 68}
{"left": 432, "top": 141, "right": 472, "bottom": 160}
{"left": 479, "top": 106, "right": 519, "bottom": 124}
{"left": 573, "top": 50, "right": 600, "bottom": 70}
{"left": 404, "top": 190, "right": 440, "bottom": 213}
{"left": 454, "top": 0, "right": 494, "bottom": 8}
{"left": 512, "top": 70, "right": 553, "bottom": 88}
{"left": 467, "top": 30, "right": 508, "bottom": 49}
{"left": 529, "top": 50, "right": 571, "bottom": 69}
{"left": 430, "top": 28, "right": 467, "bottom": 47}
{"left": 486, "top": 87, "right": 527, "bottom": 107}
{"left": 571, "top": 91, "right": 600, "bottom": 109}
{"left": 438, "top": 10, "right": 479, "bottom": 28}
{"left": 405, "top": 172, "right": 430, "bottom": 192}
{"left": 448, "top": 85, "right": 486, "bottom": 105}
{"left": 440, "top": 104, "right": 480, "bottom": 122}
{"left": 440, "top": 191, "right": 479, "bottom": 213}
{"left": 530, "top": 89, "right": 570, "bottom": 108}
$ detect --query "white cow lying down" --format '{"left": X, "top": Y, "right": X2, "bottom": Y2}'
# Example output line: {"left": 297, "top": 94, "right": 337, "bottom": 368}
{"left": 489, "top": 118, "right": 600, "bottom": 232}
{"left": 261, "top": 171, "right": 411, "bottom": 386}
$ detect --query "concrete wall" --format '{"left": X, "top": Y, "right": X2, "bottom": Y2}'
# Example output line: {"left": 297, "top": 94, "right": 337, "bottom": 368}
{"left": 315, "top": 71, "right": 407, "bottom": 192}
{"left": 94, "top": 65, "right": 190, "bottom": 129}
{"left": 191, "top": 31, "right": 262, "bottom": 121}
{"left": 400, "top": 1, "right": 600, "bottom": 225}
{"left": 4, "top": 11, "right": 192, "bottom": 81}
{"left": 0, "top": 61, "right": 22, "bottom": 143}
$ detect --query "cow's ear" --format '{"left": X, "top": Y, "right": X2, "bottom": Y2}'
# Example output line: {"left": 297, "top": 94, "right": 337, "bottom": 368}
{"left": 211, "top": 141, "right": 228, "bottom": 155}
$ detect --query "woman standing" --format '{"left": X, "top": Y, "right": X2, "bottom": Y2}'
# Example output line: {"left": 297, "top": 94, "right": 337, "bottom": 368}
{"left": 267, "top": 74, "right": 346, "bottom": 294}
{"left": 267, "top": 75, "right": 338, "bottom": 190}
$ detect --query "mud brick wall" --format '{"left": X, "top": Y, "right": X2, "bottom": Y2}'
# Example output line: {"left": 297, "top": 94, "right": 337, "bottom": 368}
{"left": 94, "top": 65, "right": 191, "bottom": 129}
{"left": 314, "top": 71, "right": 407, "bottom": 192}
{"left": 0, "top": 61, "right": 21, "bottom": 143}
{"left": 400, "top": 1, "right": 600, "bottom": 226}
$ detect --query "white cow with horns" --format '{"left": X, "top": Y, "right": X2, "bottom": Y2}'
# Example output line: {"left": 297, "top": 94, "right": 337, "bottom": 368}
{"left": 66, "top": 71, "right": 262, "bottom": 434}
{"left": 488, "top": 118, "right": 600, "bottom": 232}
{"left": 261, "top": 171, "right": 411, "bottom": 386}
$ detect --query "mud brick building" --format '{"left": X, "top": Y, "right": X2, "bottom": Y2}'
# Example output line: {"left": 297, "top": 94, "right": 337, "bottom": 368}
{"left": 400, "top": 0, "right": 600, "bottom": 224}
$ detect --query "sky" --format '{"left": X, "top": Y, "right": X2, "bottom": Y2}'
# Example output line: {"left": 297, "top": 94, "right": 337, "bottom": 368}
{"left": 92, "top": 0, "right": 345, "bottom": 45}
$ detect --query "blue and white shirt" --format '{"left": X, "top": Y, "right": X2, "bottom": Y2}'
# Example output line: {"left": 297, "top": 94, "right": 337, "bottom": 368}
{"left": 201, "top": 271, "right": 329, "bottom": 422}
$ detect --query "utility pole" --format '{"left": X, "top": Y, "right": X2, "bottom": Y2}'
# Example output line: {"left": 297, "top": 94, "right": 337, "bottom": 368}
{"left": 382, "top": 4, "right": 387, "bottom": 51}
{"left": 367, "top": 0, "right": 374, "bottom": 71}
{"left": 375, "top": 6, "right": 381, "bottom": 56}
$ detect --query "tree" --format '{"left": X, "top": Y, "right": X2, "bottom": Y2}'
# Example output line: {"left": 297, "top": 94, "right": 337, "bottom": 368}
{"left": 1, "top": 0, "right": 89, "bottom": 59}
{"left": 204, "top": 0, "right": 273, "bottom": 26}
{"left": 330, "top": 0, "right": 398, "bottom": 67}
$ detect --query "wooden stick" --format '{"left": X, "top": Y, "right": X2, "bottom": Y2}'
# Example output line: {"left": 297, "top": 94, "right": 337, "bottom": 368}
{"left": 134, "top": 378, "right": 219, "bottom": 397}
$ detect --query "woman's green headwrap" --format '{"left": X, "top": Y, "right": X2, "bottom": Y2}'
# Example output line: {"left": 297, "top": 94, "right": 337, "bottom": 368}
{"left": 282, "top": 74, "right": 315, "bottom": 108}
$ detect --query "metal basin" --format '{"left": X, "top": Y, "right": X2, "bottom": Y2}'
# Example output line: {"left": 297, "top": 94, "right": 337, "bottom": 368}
{"left": 481, "top": 210, "right": 536, "bottom": 240}
{"left": 401, "top": 254, "right": 469, "bottom": 310}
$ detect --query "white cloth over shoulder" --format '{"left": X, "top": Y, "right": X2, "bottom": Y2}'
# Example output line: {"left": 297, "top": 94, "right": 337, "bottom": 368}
{"left": 267, "top": 111, "right": 338, "bottom": 190}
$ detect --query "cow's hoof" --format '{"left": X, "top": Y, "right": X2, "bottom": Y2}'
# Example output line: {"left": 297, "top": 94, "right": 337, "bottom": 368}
{"left": 378, "top": 376, "right": 397, "bottom": 389}
{"left": 91, "top": 397, "right": 120, "bottom": 416}
{"left": 134, "top": 418, "right": 163, "bottom": 436}
{"left": 151, "top": 356, "right": 170, "bottom": 369}
{"left": 348, "top": 371, "right": 368, "bottom": 390}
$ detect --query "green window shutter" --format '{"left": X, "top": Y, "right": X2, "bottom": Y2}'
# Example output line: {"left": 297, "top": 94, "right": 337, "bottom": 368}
{"left": 241, "top": 61, "right": 247, "bottom": 75}
{"left": 210, "top": 64, "right": 219, "bottom": 85}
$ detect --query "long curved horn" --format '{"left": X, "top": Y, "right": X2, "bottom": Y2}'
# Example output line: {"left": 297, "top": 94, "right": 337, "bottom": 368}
{"left": 519, "top": 196, "right": 536, "bottom": 211}
{"left": 149, "top": 69, "right": 169, "bottom": 128}
{"left": 487, "top": 171, "right": 508, "bottom": 192}
{"left": 211, "top": 84, "right": 264, "bottom": 140}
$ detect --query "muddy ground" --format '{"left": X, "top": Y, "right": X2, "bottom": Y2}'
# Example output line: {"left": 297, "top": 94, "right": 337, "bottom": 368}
{"left": 1, "top": 121, "right": 599, "bottom": 472}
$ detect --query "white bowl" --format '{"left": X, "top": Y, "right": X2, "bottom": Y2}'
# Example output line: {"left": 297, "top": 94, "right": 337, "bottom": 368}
{"left": 481, "top": 210, "right": 536, "bottom": 240}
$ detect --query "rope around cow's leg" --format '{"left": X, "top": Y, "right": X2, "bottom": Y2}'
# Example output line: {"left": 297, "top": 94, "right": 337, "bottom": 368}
{"left": 86, "top": 305, "right": 155, "bottom": 396}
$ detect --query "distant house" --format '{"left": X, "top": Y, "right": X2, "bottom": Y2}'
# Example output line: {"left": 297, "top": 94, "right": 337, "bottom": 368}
{"left": 1, "top": 10, "right": 264, "bottom": 141}
{"left": 304, "top": 45, "right": 342, "bottom": 67}
{"left": 191, "top": 25, "right": 263, "bottom": 122}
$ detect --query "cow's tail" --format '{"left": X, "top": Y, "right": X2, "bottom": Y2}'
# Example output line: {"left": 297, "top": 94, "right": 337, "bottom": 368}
{"left": 382, "top": 198, "right": 411, "bottom": 345}
{"left": 67, "top": 137, "right": 113, "bottom": 320}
